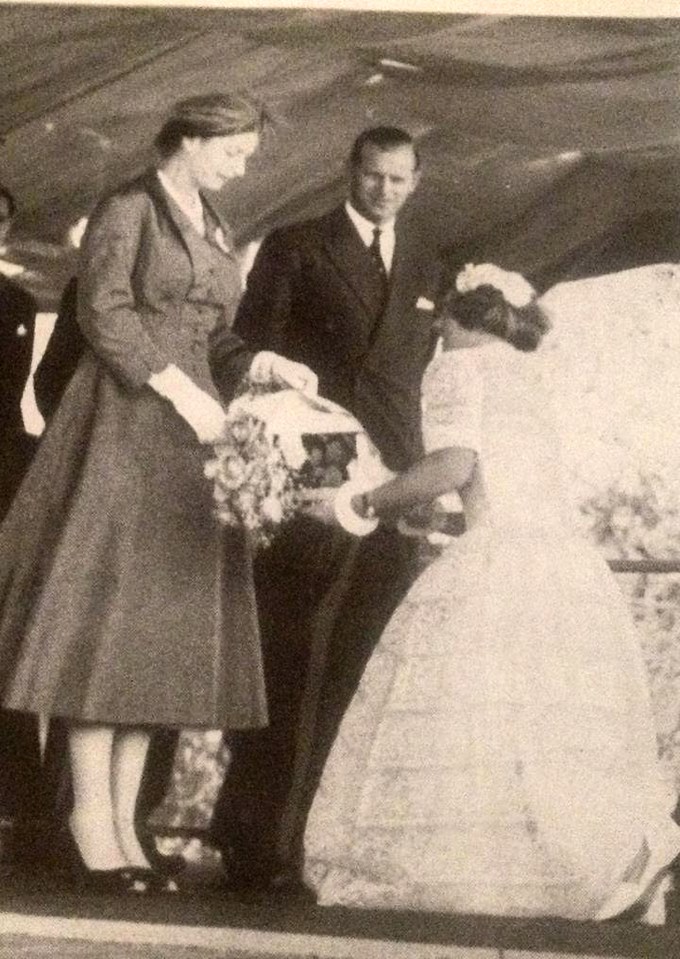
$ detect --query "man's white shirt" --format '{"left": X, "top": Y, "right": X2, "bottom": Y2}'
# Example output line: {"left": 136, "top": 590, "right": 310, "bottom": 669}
{"left": 344, "top": 201, "right": 395, "bottom": 275}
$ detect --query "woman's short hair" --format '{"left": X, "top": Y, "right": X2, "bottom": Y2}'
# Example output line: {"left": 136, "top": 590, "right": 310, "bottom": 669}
{"left": 441, "top": 283, "right": 550, "bottom": 352}
{"left": 155, "top": 92, "right": 264, "bottom": 158}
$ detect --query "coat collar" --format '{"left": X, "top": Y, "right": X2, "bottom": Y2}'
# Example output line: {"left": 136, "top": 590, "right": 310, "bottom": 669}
{"left": 142, "top": 168, "right": 235, "bottom": 258}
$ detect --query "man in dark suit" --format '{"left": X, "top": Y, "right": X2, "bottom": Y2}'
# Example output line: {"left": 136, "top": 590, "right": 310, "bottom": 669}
{"left": 0, "top": 185, "right": 44, "bottom": 869}
{"left": 208, "top": 126, "right": 444, "bottom": 893}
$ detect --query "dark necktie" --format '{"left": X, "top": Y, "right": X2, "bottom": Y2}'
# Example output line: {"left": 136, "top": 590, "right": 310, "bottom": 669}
{"left": 369, "top": 227, "right": 389, "bottom": 305}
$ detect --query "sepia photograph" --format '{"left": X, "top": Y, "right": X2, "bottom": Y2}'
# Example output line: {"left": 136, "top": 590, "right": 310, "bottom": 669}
{"left": 0, "top": 1, "right": 678, "bottom": 957}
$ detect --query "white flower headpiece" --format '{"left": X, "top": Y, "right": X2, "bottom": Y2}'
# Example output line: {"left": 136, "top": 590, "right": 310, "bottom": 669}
{"left": 455, "top": 263, "right": 535, "bottom": 309}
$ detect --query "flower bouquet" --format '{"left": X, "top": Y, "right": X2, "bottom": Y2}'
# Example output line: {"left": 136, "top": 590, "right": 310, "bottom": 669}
{"left": 205, "top": 388, "right": 388, "bottom": 548}
{"left": 203, "top": 409, "right": 296, "bottom": 549}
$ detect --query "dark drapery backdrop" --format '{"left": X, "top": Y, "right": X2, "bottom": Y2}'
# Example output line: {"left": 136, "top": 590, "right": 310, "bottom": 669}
{"left": 0, "top": 6, "right": 678, "bottom": 306}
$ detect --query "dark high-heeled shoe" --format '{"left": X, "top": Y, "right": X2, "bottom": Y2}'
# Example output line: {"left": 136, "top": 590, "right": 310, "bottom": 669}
{"left": 136, "top": 824, "right": 187, "bottom": 876}
{"left": 125, "top": 865, "right": 181, "bottom": 894}
{"left": 53, "top": 825, "right": 150, "bottom": 895}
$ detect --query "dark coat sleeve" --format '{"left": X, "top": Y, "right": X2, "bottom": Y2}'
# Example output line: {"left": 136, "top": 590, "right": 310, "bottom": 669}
{"left": 33, "top": 277, "right": 85, "bottom": 421}
{"left": 0, "top": 278, "right": 38, "bottom": 429}
{"left": 208, "top": 231, "right": 295, "bottom": 403}
{"left": 232, "top": 231, "right": 298, "bottom": 351}
{"left": 0, "top": 279, "right": 39, "bottom": 512}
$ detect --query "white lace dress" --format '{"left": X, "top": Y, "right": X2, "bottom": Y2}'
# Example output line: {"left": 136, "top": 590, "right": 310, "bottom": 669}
{"left": 303, "top": 341, "right": 678, "bottom": 919}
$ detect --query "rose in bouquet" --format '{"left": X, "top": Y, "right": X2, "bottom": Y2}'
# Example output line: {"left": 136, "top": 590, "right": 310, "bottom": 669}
{"left": 204, "top": 408, "right": 299, "bottom": 550}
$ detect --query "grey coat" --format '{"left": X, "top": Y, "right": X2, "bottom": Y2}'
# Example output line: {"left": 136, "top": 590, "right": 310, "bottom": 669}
{"left": 0, "top": 170, "right": 265, "bottom": 729}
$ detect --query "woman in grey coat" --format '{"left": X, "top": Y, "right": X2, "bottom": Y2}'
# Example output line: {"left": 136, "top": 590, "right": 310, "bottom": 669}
{"left": 0, "top": 93, "right": 315, "bottom": 891}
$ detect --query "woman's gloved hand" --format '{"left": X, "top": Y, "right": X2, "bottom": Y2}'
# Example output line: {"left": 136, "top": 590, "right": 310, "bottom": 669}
{"left": 149, "top": 364, "right": 226, "bottom": 443}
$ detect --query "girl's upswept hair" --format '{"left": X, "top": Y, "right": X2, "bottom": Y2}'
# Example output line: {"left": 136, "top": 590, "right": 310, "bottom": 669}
{"left": 441, "top": 284, "right": 551, "bottom": 352}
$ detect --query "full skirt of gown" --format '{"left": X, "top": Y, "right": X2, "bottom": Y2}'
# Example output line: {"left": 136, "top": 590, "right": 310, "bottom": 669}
{"left": 304, "top": 518, "right": 677, "bottom": 919}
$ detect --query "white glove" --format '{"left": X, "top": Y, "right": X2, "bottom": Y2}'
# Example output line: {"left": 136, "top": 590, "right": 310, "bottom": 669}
{"left": 250, "top": 351, "right": 318, "bottom": 395}
{"left": 149, "top": 364, "right": 226, "bottom": 443}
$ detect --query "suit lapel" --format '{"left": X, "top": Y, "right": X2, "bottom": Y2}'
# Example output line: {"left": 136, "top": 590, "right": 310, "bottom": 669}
{"left": 382, "top": 225, "right": 415, "bottom": 319}
{"left": 366, "top": 225, "right": 434, "bottom": 360}
{"left": 320, "top": 207, "right": 382, "bottom": 323}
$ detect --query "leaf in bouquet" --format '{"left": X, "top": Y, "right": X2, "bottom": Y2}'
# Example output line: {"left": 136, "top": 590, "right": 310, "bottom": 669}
{"left": 203, "top": 458, "right": 219, "bottom": 480}
{"left": 323, "top": 465, "right": 346, "bottom": 487}
{"left": 325, "top": 437, "right": 353, "bottom": 468}
{"left": 213, "top": 485, "right": 230, "bottom": 505}
{"left": 214, "top": 502, "right": 237, "bottom": 526}
{"left": 230, "top": 418, "right": 257, "bottom": 446}
{"left": 298, "top": 463, "right": 326, "bottom": 489}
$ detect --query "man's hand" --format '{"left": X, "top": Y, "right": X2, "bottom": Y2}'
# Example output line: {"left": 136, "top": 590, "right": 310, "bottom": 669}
{"left": 270, "top": 355, "right": 318, "bottom": 395}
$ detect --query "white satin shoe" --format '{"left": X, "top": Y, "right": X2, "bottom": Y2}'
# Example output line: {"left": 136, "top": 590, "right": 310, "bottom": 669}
{"left": 595, "top": 833, "right": 680, "bottom": 924}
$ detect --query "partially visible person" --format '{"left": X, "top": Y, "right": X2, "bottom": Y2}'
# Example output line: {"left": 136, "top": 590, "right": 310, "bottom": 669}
{"left": 0, "top": 93, "right": 316, "bottom": 893}
{"left": 0, "top": 184, "right": 45, "bottom": 871}
{"left": 303, "top": 272, "right": 680, "bottom": 923}
{"left": 0, "top": 186, "right": 39, "bottom": 514}
{"left": 33, "top": 218, "right": 88, "bottom": 423}
{"left": 33, "top": 276, "right": 83, "bottom": 423}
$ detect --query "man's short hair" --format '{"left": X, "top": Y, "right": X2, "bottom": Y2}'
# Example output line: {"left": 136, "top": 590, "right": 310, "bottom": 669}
{"left": 349, "top": 126, "right": 420, "bottom": 170}
{"left": 0, "top": 185, "right": 16, "bottom": 220}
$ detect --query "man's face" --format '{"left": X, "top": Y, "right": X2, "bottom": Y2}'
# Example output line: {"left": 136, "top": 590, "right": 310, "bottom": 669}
{"left": 0, "top": 196, "right": 13, "bottom": 246}
{"left": 349, "top": 142, "right": 420, "bottom": 225}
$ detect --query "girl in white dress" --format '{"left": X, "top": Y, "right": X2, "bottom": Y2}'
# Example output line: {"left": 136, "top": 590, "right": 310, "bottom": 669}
{"left": 303, "top": 268, "right": 680, "bottom": 922}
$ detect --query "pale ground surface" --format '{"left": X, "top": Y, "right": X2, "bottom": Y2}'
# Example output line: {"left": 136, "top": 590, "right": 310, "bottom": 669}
{"left": 0, "top": 928, "right": 632, "bottom": 959}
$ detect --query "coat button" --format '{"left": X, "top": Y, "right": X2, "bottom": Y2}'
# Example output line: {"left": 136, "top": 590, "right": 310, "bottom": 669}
{"left": 16, "top": 324, "right": 28, "bottom": 337}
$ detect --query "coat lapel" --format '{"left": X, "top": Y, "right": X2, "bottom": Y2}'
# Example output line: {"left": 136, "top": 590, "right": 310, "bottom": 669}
{"left": 145, "top": 171, "right": 235, "bottom": 269}
{"left": 201, "top": 194, "right": 237, "bottom": 256}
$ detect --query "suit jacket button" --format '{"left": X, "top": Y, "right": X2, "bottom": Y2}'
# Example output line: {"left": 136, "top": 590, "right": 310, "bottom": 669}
{"left": 16, "top": 324, "right": 28, "bottom": 337}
